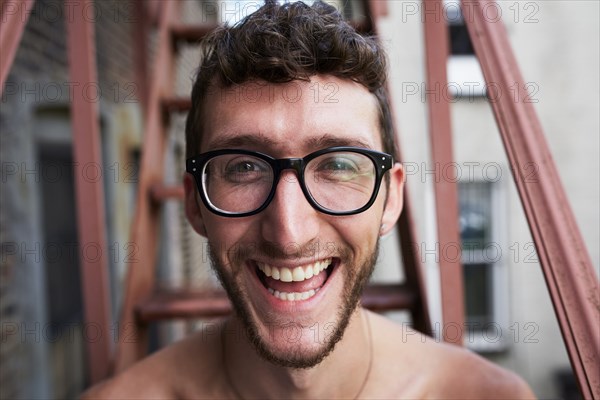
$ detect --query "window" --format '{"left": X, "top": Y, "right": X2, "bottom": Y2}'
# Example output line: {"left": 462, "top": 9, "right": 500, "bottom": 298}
{"left": 35, "top": 109, "right": 87, "bottom": 398}
{"left": 447, "top": 1, "right": 474, "bottom": 55}
{"left": 445, "top": 0, "right": 486, "bottom": 98}
{"left": 459, "top": 181, "right": 509, "bottom": 352}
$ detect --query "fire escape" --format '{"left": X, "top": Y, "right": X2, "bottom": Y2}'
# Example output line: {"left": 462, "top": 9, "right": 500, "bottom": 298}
{"left": 1, "top": 0, "right": 597, "bottom": 398}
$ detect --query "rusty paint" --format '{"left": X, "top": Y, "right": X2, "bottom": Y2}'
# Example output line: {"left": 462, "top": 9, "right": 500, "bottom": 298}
{"left": 463, "top": 0, "right": 600, "bottom": 397}
{"left": 422, "top": 0, "right": 465, "bottom": 345}
{"left": 113, "top": 0, "right": 178, "bottom": 373}
{"left": 0, "top": 0, "right": 35, "bottom": 93}
{"left": 65, "top": 0, "right": 112, "bottom": 384}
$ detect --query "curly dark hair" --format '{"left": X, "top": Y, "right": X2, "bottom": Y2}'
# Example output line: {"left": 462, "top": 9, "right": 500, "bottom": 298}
{"left": 185, "top": 0, "right": 397, "bottom": 158}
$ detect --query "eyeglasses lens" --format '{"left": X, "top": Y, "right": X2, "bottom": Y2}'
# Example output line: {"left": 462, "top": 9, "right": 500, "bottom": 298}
{"left": 201, "top": 151, "right": 377, "bottom": 214}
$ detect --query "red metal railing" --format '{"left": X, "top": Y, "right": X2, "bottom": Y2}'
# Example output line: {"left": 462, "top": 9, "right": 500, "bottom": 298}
{"left": 2, "top": 0, "right": 597, "bottom": 396}
{"left": 0, "top": 0, "right": 35, "bottom": 92}
{"left": 422, "top": 0, "right": 465, "bottom": 345}
{"left": 113, "top": 0, "right": 178, "bottom": 372}
{"left": 65, "top": 0, "right": 113, "bottom": 384}
{"left": 463, "top": 0, "right": 600, "bottom": 397}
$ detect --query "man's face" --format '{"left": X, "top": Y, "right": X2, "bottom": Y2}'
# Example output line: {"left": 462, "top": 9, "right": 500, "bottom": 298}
{"left": 184, "top": 75, "right": 403, "bottom": 368}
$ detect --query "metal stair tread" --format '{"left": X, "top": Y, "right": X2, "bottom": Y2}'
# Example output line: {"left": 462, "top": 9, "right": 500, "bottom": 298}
{"left": 136, "top": 283, "right": 415, "bottom": 322}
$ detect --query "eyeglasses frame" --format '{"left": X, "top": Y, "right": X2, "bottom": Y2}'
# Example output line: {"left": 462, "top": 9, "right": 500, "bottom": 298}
{"left": 186, "top": 146, "right": 394, "bottom": 217}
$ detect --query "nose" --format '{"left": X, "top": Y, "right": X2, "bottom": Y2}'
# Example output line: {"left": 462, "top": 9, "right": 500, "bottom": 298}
{"left": 259, "top": 170, "right": 320, "bottom": 254}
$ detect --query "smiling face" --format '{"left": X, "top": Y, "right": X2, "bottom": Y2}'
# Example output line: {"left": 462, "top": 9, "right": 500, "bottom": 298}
{"left": 184, "top": 75, "right": 404, "bottom": 368}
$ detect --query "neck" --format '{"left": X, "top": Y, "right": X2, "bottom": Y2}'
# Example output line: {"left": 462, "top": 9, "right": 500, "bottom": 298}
{"left": 222, "top": 308, "right": 372, "bottom": 400}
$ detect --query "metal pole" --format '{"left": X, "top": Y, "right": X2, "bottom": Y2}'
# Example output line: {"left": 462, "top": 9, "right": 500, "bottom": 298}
{"left": 65, "top": 0, "right": 112, "bottom": 383}
{"left": 422, "top": 0, "right": 466, "bottom": 345}
{"left": 462, "top": 0, "right": 600, "bottom": 397}
{"left": 0, "top": 0, "right": 35, "bottom": 93}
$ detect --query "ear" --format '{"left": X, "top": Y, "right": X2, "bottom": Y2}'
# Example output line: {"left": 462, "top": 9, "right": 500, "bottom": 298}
{"left": 183, "top": 173, "right": 207, "bottom": 237}
{"left": 380, "top": 163, "right": 404, "bottom": 236}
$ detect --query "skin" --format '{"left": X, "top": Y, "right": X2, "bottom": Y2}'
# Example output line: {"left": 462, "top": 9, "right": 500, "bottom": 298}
{"left": 82, "top": 76, "right": 536, "bottom": 399}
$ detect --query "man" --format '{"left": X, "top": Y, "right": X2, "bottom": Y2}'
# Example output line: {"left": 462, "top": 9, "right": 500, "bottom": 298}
{"left": 84, "top": 1, "right": 535, "bottom": 398}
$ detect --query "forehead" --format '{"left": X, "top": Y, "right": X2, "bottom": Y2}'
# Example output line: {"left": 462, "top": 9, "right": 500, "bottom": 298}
{"left": 201, "top": 75, "right": 382, "bottom": 156}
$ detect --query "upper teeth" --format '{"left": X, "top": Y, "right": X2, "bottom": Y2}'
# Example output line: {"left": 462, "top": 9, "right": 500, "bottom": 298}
{"left": 257, "top": 258, "right": 332, "bottom": 282}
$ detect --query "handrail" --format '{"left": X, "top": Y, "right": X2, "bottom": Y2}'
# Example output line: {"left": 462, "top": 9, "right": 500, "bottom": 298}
{"left": 422, "top": 0, "right": 465, "bottom": 345}
{"left": 113, "top": 0, "right": 177, "bottom": 373}
{"left": 0, "top": 0, "right": 35, "bottom": 93}
{"left": 364, "top": 0, "right": 432, "bottom": 336}
{"left": 463, "top": 0, "right": 600, "bottom": 397}
{"left": 65, "top": 0, "right": 112, "bottom": 384}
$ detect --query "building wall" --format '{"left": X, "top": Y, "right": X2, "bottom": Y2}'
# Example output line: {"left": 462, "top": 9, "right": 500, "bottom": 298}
{"left": 379, "top": 1, "right": 599, "bottom": 398}
{"left": 0, "top": 0, "right": 141, "bottom": 398}
{"left": 1, "top": 1, "right": 70, "bottom": 397}
{"left": 2, "top": 0, "right": 597, "bottom": 398}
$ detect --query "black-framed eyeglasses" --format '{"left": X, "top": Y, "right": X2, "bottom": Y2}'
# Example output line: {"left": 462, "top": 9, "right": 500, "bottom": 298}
{"left": 186, "top": 146, "right": 393, "bottom": 217}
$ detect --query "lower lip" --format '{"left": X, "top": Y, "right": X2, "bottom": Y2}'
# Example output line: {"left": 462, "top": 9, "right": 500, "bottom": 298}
{"left": 248, "top": 259, "right": 339, "bottom": 312}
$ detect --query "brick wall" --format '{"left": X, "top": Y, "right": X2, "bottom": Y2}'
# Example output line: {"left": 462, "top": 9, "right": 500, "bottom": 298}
{"left": 0, "top": 0, "right": 140, "bottom": 398}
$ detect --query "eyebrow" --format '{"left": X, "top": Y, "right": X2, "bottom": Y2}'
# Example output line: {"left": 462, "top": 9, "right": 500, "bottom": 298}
{"left": 306, "top": 135, "right": 374, "bottom": 150}
{"left": 206, "top": 133, "right": 277, "bottom": 150}
{"left": 206, "top": 133, "right": 374, "bottom": 152}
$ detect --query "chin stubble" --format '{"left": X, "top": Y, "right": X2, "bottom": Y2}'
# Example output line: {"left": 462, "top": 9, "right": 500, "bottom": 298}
{"left": 208, "top": 240, "right": 379, "bottom": 369}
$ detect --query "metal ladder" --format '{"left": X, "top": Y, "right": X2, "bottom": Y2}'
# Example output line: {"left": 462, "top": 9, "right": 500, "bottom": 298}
{"left": 112, "top": 0, "right": 433, "bottom": 374}
{"left": 1, "top": 0, "right": 596, "bottom": 397}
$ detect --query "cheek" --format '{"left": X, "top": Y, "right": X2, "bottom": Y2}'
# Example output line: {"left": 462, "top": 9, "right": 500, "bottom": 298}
{"left": 205, "top": 219, "right": 241, "bottom": 248}
{"left": 204, "top": 218, "right": 258, "bottom": 261}
{"left": 333, "top": 213, "right": 380, "bottom": 250}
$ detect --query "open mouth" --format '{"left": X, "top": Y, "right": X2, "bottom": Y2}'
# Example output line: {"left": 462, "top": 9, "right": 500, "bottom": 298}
{"left": 254, "top": 258, "right": 336, "bottom": 301}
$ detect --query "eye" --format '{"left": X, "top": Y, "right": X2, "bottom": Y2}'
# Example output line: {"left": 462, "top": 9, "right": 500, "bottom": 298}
{"left": 228, "top": 161, "right": 258, "bottom": 173}
{"left": 312, "top": 156, "right": 361, "bottom": 182}
{"left": 319, "top": 158, "right": 358, "bottom": 172}
{"left": 309, "top": 152, "right": 376, "bottom": 184}
{"left": 222, "top": 157, "right": 270, "bottom": 183}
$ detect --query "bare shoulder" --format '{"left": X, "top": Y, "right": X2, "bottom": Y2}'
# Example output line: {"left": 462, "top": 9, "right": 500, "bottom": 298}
{"left": 80, "top": 321, "right": 227, "bottom": 399}
{"left": 79, "top": 348, "right": 179, "bottom": 400}
{"left": 366, "top": 311, "right": 536, "bottom": 399}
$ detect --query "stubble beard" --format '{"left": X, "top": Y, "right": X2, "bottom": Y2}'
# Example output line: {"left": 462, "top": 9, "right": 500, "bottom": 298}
{"left": 208, "top": 240, "right": 379, "bottom": 369}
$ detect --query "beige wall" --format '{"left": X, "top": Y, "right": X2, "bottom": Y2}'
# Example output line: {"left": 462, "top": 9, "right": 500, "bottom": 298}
{"left": 376, "top": 1, "right": 599, "bottom": 397}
